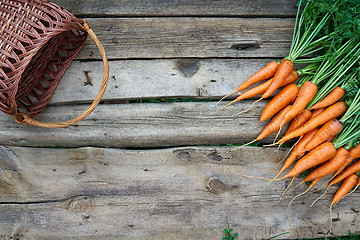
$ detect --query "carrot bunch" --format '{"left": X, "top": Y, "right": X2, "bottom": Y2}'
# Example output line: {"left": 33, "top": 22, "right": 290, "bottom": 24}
{"left": 218, "top": 0, "right": 360, "bottom": 220}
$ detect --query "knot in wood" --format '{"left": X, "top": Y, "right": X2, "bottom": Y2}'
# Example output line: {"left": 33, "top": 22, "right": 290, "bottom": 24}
{"left": 205, "top": 177, "right": 238, "bottom": 194}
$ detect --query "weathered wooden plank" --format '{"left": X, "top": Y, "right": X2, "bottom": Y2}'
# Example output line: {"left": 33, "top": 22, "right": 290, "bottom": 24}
{"left": 0, "top": 146, "right": 357, "bottom": 239}
{"left": 51, "top": 0, "right": 298, "bottom": 17}
{"left": 0, "top": 101, "right": 287, "bottom": 148}
{"left": 76, "top": 18, "right": 293, "bottom": 59}
{"left": 50, "top": 59, "right": 282, "bottom": 104}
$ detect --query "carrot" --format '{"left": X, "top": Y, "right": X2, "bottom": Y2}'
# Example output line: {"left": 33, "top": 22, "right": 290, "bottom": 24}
{"left": 235, "top": 105, "right": 293, "bottom": 149}
{"left": 281, "top": 81, "right": 318, "bottom": 125}
{"left": 310, "top": 108, "right": 325, "bottom": 119}
{"left": 328, "top": 174, "right": 359, "bottom": 234}
{"left": 221, "top": 70, "right": 298, "bottom": 109}
{"left": 275, "top": 142, "right": 336, "bottom": 181}
{"left": 349, "top": 144, "right": 360, "bottom": 160}
{"left": 334, "top": 157, "right": 353, "bottom": 178}
{"left": 327, "top": 135, "right": 336, "bottom": 142}
{"left": 344, "top": 178, "right": 360, "bottom": 201}
{"left": 285, "top": 109, "right": 312, "bottom": 135}
{"left": 222, "top": 80, "right": 273, "bottom": 110}
{"left": 278, "top": 128, "right": 318, "bottom": 175}
{"left": 329, "top": 160, "right": 360, "bottom": 186}
{"left": 310, "top": 177, "right": 321, "bottom": 188}
{"left": 280, "top": 69, "right": 299, "bottom": 86}
{"left": 315, "top": 146, "right": 360, "bottom": 203}
{"left": 257, "top": 105, "right": 292, "bottom": 140}
{"left": 333, "top": 144, "right": 360, "bottom": 177}
{"left": 310, "top": 87, "right": 345, "bottom": 110}
{"left": 304, "top": 147, "right": 349, "bottom": 181}
{"left": 277, "top": 102, "right": 347, "bottom": 145}
{"left": 219, "top": 61, "right": 278, "bottom": 102}
{"left": 262, "top": 59, "right": 294, "bottom": 99}
{"left": 235, "top": 61, "right": 279, "bottom": 92}
{"left": 331, "top": 174, "right": 358, "bottom": 207}
{"left": 304, "top": 119, "right": 343, "bottom": 152}
{"left": 289, "top": 177, "right": 321, "bottom": 200}
{"left": 260, "top": 84, "right": 299, "bottom": 121}
{"left": 283, "top": 69, "right": 299, "bottom": 86}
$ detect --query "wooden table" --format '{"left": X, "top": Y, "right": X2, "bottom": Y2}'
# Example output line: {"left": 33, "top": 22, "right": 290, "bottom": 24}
{"left": 0, "top": 0, "right": 358, "bottom": 239}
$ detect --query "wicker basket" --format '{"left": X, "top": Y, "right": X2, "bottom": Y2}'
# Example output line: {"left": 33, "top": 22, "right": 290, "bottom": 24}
{"left": 0, "top": 0, "right": 109, "bottom": 128}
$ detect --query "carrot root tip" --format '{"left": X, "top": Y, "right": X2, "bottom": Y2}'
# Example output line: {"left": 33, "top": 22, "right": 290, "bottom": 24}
{"left": 221, "top": 101, "right": 236, "bottom": 110}
{"left": 242, "top": 175, "right": 274, "bottom": 182}
{"left": 232, "top": 98, "right": 263, "bottom": 117}
{"left": 229, "top": 139, "right": 257, "bottom": 152}
{"left": 264, "top": 142, "right": 280, "bottom": 147}
{"left": 273, "top": 124, "right": 284, "bottom": 144}
{"left": 287, "top": 185, "right": 312, "bottom": 226}
{"left": 311, "top": 186, "right": 329, "bottom": 207}
{"left": 217, "top": 91, "right": 238, "bottom": 105}
{"left": 279, "top": 177, "right": 295, "bottom": 202}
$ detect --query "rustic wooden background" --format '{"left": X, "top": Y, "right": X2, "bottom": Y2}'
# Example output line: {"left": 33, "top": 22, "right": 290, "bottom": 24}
{"left": 0, "top": 0, "right": 359, "bottom": 239}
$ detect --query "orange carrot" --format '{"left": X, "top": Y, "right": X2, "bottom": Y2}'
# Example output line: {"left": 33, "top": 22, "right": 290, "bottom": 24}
{"left": 310, "top": 108, "right": 325, "bottom": 119}
{"left": 281, "top": 69, "right": 299, "bottom": 86}
{"left": 260, "top": 84, "right": 299, "bottom": 121}
{"left": 310, "top": 178, "right": 321, "bottom": 188}
{"left": 257, "top": 105, "right": 292, "bottom": 140}
{"left": 304, "top": 119, "right": 343, "bottom": 152}
{"left": 285, "top": 109, "right": 312, "bottom": 135}
{"left": 235, "top": 61, "right": 279, "bottom": 91}
{"left": 334, "top": 157, "right": 353, "bottom": 177}
{"left": 262, "top": 59, "right": 294, "bottom": 99}
{"left": 279, "top": 128, "right": 318, "bottom": 175}
{"left": 304, "top": 147, "right": 349, "bottom": 181}
{"left": 310, "top": 87, "right": 345, "bottom": 110}
{"left": 224, "top": 80, "right": 273, "bottom": 109}
{"left": 349, "top": 144, "right": 360, "bottom": 160}
{"left": 329, "top": 160, "right": 360, "bottom": 186}
{"left": 237, "top": 105, "right": 293, "bottom": 149}
{"left": 328, "top": 136, "right": 336, "bottom": 144}
{"left": 331, "top": 174, "right": 358, "bottom": 207}
{"left": 311, "top": 148, "right": 360, "bottom": 206}
{"left": 281, "top": 81, "right": 318, "bottom": 125}
{"left": 332, "top": 145, "right": 360, "bottom": 177}
{"left": 276, "top": 142, "right": 336, "bottom": 180}
{"left": 221, "top": 61, "right": 278, "bottom": 100}
{"left": 222, "top": 70, "right": 298, "bottom": 109}
{"left": 278, "top": 102, "right": 347, "bottom": 145}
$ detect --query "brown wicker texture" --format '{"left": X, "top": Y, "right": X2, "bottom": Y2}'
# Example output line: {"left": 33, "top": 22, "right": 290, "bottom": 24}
{"left": 0, "top": 0, "right": 109, "bottom": 128}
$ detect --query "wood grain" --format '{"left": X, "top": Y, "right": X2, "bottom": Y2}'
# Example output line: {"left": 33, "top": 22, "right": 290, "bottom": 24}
{"left": 1, "top": 1, "right": 356, "bottom": 239}
{"left": 76, "top": 18, "right": 293, "bottom": 59}
{"left": 49, "top": 59, "right": 284, "bottom": 104}
{"left": 51, "top": 0, "right": 298, "bottom": 17}
{"left": 0, "top": 101, "right": 289, "bottom": 148}
{"left": 0, "top": 146, "right": 357, "bottom": 240}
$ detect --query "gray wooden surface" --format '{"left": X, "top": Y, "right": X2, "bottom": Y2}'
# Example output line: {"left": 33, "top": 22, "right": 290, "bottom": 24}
{"left": 1, "top": 0, "right": 358, "bottom": 239}
{"left": 48, "top": 59, "right": 282, "bottom": 104}
{"left": 0, "top": 101, "right": 284, "bottom": 148}
{"left": 76, "top": 18, "right": 293, "bottom": 59}
{"left": 1, "top": 146, "right": 357, "bottom": 240}
{"left": 52, "top": 0, "right": 298, "bottom": 17}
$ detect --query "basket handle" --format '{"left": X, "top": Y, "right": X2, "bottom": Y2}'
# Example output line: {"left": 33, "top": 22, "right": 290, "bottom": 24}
{"left": 14, "top": 20, "right": 109, "bottom": 128}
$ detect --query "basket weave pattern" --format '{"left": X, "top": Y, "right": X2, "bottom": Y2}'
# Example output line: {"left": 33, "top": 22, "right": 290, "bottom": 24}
{"left": 0, "top": 0, "right": 88, "bottom": 117}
